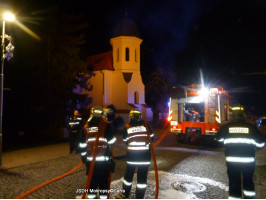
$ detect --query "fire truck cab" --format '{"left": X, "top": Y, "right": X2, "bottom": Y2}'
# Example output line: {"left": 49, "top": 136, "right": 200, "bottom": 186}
{"left": 168, "top": 84, "right": 231, "bottom": 144}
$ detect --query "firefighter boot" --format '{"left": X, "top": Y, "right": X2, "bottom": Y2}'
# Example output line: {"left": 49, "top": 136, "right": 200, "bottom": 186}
{"left": 136, "top": 186, "right": 146, "bottom": 199}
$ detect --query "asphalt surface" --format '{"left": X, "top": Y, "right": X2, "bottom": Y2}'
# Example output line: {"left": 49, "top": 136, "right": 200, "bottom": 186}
{"left": 0, "top": 129, "right": 265, "bottom": 199}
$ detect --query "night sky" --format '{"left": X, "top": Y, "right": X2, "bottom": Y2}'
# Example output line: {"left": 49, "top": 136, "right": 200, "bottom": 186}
{"left": 3, "top": 0, "right": 266, "bottom": 115}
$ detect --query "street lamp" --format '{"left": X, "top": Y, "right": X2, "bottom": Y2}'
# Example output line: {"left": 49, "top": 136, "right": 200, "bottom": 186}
{"left": 0, "top": 11, "right": 15, "bottom": 166}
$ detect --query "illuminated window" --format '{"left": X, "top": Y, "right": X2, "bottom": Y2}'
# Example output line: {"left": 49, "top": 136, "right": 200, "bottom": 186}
{"left": 126, "top": 47, "right": 129, "bottom": 61}
{"left": 117, "top": 48, "right": 119, "bottom": 62}
{"left": 134, "top": 91, "right": 139, "bottom": 104}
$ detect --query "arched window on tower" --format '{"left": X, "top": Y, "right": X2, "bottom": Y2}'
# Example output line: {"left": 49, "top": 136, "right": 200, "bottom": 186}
{"left": 117, "top": 48, "right": 119, "bottom": 62}
{"left": 134, "top": 91, "right": 139, "bottom": 104}
{"left": 126, "top": 47, "right": 129, "bottom": 61}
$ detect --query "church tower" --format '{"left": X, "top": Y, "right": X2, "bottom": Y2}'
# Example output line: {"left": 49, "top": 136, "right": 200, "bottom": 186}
{"left": 84, "top": 17, "right": 152, "bottom": 123}
{"left": 110, "top": 17, "right": 152, "bottom": 122}
{"left": 110, "top": 18, "right": 142, "bottom": 72}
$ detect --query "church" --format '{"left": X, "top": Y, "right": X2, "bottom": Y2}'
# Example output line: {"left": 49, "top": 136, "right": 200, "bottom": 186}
{"left": 83, "top": 17, "right": 153, "bottom": 123}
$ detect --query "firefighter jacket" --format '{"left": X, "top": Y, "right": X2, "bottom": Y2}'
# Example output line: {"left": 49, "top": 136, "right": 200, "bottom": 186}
{"left": 123, "top": 120, "right": 154, "bottom": 165}
{"left": 67, "top": 116, "right": 83, "bottom": 134}
{"left": 217, "top": 119, "right": 265, "bottom": 163}
{"left": 79, "top": 117, "right": 116, "bottom": 164}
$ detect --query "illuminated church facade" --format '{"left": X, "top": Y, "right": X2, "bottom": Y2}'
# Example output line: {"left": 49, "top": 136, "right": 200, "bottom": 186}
{"left": 84, "top": 17, "right": 153, "bottom": 123}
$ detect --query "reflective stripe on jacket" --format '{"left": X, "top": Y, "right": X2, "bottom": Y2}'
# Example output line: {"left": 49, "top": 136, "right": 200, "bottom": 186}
{"left": 83, "top": 120, "right": 108, "bottom": 160}
{"left": 125, "top": 123, "right": 150, "bottom": 153}
{"left": 68, "top": 117, "right": 83, "bottom": 133}
{"left": 217, "top": 120, "right": 265, "bottom": 163}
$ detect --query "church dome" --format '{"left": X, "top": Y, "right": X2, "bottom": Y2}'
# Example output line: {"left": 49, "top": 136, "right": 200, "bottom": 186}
{"left": 113, "top": 17, "right": 140, "bottom": 38}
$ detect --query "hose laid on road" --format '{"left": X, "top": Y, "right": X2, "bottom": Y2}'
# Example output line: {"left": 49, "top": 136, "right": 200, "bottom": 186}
{"left": 14, "top": 161, "right": 83, "bottom": 199}
{"left": 153, "top": 125, "right": 170, "bottom": 147}
{"left": 147, "top": 123, "right": 170, "bottom": 199}
{"left": 14, "top": 125, "right": 170, "bottom": 199}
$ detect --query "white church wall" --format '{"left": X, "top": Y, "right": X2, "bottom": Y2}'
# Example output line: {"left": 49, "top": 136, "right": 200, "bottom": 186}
{"left": 83, "top": 29, "right": 153, "bottom": 123}
{"left": 110, "top": 36, "right": 142, "bottom": 72}
{"left": 111, "top": 71, "right": 129, "bottom": 109}
{"left": 141, "top": 106, "right": 153, "bottom": 122}
{"left": 83, "top": 71, "right": 104, "bottom": 107}
{"left": 103, "top": 70, "right": 113, "bottom": 106}
{"left": 128, "top": 72, "right": 145, "bottom": 105}
{"left": 110, "top": 37, "right": 122, "bottom": 71}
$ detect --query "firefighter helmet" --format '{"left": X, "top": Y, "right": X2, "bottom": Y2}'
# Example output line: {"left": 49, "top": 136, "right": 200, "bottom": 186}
{"left": 129, "top": 109, "right": 142, "bottom": 121}
{"left": 231, "top": 103, "right": 245, "bottom": 120}
{"left": 91, "top": 106, "right": 103, "bottom": 118}
{"left": 103, "top": 107, "right": 114, "bottom": 122}
{"left": 104, "top": 108, "right": 113, "bottom": 115}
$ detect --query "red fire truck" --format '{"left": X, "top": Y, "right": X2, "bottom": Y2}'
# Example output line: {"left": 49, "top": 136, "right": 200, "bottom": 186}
{"left": 168, "top": 84, "right": 231, "bottom": 144}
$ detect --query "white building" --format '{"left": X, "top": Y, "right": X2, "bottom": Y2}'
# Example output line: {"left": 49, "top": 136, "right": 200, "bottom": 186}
{"left": 84, "top": 17, "right": 153, "bottom": 123}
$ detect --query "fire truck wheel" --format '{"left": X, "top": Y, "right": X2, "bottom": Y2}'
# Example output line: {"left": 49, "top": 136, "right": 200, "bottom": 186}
{"left": 184, "top": 133, "right": 191, "bottom": 144}
{"left": 176, "top": 135, "right": 184, "bottom": 143}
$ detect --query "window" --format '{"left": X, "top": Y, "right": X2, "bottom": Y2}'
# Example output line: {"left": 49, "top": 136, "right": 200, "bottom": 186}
{"left": 135, "top": 49, "right": 137, "bottom": 62}
{"left": 117, "top": 48, "right": 119, "bottom": 62}
{"left": 126, "top": 47, "right": 129, "bottom": 61}
{"left": 134, "top": 91, "right": 139, "bottom": 104}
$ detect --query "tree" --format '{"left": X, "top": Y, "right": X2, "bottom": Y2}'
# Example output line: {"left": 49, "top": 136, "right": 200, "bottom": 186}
{"left": 145, "top": 71, "right": 169, "bottom": 126}
{"left": 38, "top": 3, "right": 91, "bottom": 132}
{"left": 4, "top": 1, "right": 91, "bottom": 141}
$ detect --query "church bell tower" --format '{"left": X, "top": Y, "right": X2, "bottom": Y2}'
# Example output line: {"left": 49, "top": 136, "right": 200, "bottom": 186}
{"left": 109, "top": 17, "right": 152, "bottom": 122}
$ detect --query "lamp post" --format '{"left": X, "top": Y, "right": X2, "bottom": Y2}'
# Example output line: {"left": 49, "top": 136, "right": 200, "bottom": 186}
{"left": 0, "top": 12, "right": 15, "bottom": 166}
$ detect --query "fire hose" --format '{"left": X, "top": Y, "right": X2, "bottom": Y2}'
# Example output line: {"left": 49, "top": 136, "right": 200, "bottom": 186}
{"left": 14, "top": 161, "right": 83, "bottom": 199}
{"left": 147, "top": 122, "right": 170, "bottom": 199}
{"left": 81, "top": 125, "right": 100, "bottom": 199}
{"left": 14, "top": 125, "right": 170, "bottom": 199}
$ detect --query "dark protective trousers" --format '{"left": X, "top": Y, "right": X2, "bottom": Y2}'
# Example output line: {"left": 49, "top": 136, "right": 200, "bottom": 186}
{"left": 86, "top": 161, "right": 110, "bottom": 199}
{"left": 69, "top": 132, "right": 79, "bottom": 153}
{"left": 123, "top": 164, "right": 149, "bottom": 199}
{"left": 226, "top": 162, "right": 256, "bottom": 199}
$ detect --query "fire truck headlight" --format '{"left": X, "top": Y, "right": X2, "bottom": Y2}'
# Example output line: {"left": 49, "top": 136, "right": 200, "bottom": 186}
{"left": 170, "top": 121, "right": 178, "bottom": 126}
{"left": 199, "top": 87, "right": 209, "bottom": 100}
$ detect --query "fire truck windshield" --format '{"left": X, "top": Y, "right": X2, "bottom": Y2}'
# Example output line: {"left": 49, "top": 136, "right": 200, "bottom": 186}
{"left": 183, "top": 103, "right": 204, "bottom": 122}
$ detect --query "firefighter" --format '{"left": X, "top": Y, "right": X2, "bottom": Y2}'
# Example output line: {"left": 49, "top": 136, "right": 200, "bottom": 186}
{"left": 119, "top": 109, "right": 154, "bottom": 199}
{"left": 104, "top": 105, "right": 116, "bottom": 124}
{"left": 104, "top": 105, "right": 116, "bottom": 145}
{"left": 78, "top": 106, "right": 116, "bottom": 199}
{"left": 67, "top": 110, "right": 83, "bottom": 154}
{"left": 217, "top": 104, "right": 265, "bottom": 199}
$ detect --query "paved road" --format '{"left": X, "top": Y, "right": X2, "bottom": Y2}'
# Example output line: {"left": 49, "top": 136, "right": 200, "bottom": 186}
{"left": 0, "top": 129, "right": 265, "bottom": 199}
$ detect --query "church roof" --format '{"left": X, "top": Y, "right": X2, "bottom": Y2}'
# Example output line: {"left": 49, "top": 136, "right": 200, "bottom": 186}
{"left": 113, "top": 17, "right": 140, "bottom": 38}
{"left": 86, "top": 51, "right": 114, "bottom": 71}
